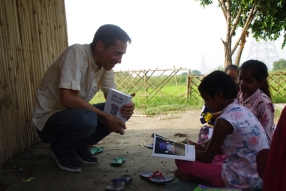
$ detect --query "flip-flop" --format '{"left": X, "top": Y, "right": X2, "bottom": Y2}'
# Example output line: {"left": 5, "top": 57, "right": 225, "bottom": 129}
{"left": 140, "top": 171, "right": 174, "bottom": 185}
{"left": 106, "top": 175, "right": 132, "bottom": 191}
{"left": 90, "top": 147, "right": 103, "bottom": 155}
{"left": 110, "top": 157, "right": 126, "bottom": 166}
{"left": 146, "top": 144, "right": 153, "bottom": 149}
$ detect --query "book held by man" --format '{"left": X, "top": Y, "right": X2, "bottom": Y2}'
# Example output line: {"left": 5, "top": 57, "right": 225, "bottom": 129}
{"left": 151, "top": 133, "right": 195, "bottom": 161}
{"left": 103, "top": 89, "right": 133, "bottom": 123}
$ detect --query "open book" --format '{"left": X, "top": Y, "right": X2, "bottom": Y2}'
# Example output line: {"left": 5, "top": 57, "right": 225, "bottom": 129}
{"left": 193, "top": 184, "right": 242, "bottom": 191}
{"left": 103, "top": 89, "right": 133, "bottom": 123}
{"left": 152, "top": 133, "right": 195, "bottom": 161}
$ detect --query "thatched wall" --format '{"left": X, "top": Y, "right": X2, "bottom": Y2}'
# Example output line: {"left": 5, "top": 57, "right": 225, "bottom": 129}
{"left": 0, "top": 0, "right": 68, "bottom": 164}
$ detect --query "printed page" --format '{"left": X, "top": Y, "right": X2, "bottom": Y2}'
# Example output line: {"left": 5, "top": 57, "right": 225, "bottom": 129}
{"left": 103, "top": 89, "right": 132, "bottom": 123}
{"left": 193, "top": 184, "right": 242, "bottom": 191}
{"left": 152, "top": 134, "right": 195, "bottom": 161}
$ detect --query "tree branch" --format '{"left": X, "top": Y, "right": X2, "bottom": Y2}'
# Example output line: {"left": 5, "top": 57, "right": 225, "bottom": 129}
{"left": 231, "top": 3, "right": 258, "bottom": 55}
{"left": 218, "top": 0, "right": 227, "bottom": 20}
{"left": 230, "top": 8, "right": 242, "bottom": 37}
{"left": 226, "top": 0, "right": 232, "bottom": 60}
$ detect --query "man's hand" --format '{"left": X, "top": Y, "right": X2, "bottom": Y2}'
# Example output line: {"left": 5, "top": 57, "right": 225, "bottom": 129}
{"left": 101, "top": 113, "right": 126, "bottom": 135}
{"left": 120, "top": 93, "right": 135, "bottom": 117}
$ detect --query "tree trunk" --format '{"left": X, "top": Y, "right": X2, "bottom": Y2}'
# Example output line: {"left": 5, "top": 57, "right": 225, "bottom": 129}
{"left": 234, "top": 30, "right": 248, "bottom": 66}
{"left": 223, "top": 41, "right": 233, "bottom": 68}
{"left": 224, "top": 0, "right": 233, "bottom": 69}
{"left": 234, "top": 43, "right": 244, "bottom": 66}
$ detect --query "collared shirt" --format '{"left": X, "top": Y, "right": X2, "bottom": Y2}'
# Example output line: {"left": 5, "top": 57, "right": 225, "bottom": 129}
{"left": 219, "top": 102, "right": 269, "bottom": 190}
{"left": 237, "top": 89, "right": 275, "bottom": 144}
{"left": 32, "top": 44, "right": 115, "bottom": 131}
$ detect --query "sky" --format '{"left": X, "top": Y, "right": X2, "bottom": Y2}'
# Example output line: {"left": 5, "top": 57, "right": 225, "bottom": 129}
{"left": 65, "top": 0, "right": 286, "bottom": 73}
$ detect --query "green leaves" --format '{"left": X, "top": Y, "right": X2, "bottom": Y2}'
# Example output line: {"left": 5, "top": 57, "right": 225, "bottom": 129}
{"left": 273, "top": 59, "right": 286, "bottom": 71}
{"left": 196, "top": 0, "right": 286, "bottom": 66}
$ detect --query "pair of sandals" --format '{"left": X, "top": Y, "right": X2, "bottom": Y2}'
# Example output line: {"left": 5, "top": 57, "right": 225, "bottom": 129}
{"left": 90, "top": 147, "right": 103, "bottom": 155}
{"left": 106, "top": 171, "right": 174, "bottom": 191}
{"left": 140, "top": 170, "right": 174, "bottom": 184}
{"left": 110, "top": 157, "right": 126, "bottom": 166}
{"left": 106, "top": 175, "right": 132, "bottom": 191}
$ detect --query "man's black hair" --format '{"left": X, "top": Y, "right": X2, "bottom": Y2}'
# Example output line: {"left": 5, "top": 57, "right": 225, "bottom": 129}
{"left": 91, "top": 24, "right": 131, "bottom": 49}
{"left": 198, "top": 70, "right": 238, "bottom": 99}
{"left": 225, "top": 64, "right": 239, "bottom": 73}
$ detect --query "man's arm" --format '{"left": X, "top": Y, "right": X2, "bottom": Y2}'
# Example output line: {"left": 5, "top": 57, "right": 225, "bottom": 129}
{"left": 60, "top": 88, "right": 125, "bottom": 134}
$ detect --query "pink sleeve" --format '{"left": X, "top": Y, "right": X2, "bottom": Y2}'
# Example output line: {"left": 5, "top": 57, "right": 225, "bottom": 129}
{"left": 256, "top": 99, "right": 275, "bottom": 143}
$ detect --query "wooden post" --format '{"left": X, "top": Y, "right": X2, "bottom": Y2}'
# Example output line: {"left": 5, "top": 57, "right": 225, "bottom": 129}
{"left": 186, "top": 69, "right": 191, "bottom": 99}
{"left": 174, "top": 65, "right": 178, "bottom": 86}
{"left": 144, "top": 69, "right": 147, "bottom": 96}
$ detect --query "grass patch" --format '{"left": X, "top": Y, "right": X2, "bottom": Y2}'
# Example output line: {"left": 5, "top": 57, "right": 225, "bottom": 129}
{"left": 132, "top": 96, "right": 203, "bottom": 116}
{"left": 89, "top": 94, "right": 203, "bottom": 116}
{"left": 274, "top": 108, "right": 282, "bottom": 122}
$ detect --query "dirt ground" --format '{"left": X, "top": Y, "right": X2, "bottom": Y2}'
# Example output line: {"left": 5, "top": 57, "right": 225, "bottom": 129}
{"left": 0, "top": 109, "right": 204, "bottom": 191}
{"left": 1, "top": 104, "right": 284, "bottom": 191}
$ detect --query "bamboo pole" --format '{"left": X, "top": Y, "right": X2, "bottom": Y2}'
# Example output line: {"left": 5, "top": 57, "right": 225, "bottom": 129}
{"left": 187, "top": 69, "right": 190, "bottom": 99}
{"left": 0, "top": 0, "right": 68, "bottom": 163}
{"left": 2, "top": 0, "right": 18, "bottom": 160}
{"left": 174, "top": 65, "right": 178, "bottom": 86}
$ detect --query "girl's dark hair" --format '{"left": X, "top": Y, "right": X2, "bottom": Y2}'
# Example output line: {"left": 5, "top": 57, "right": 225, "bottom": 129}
{"left": 225, "top": 64, "right": 239, "bottom": 73}
{"left": 240, "top": 60, "right": 271, "bottom": 100}
{"left": 91, "top": 24, "right": 131, "bottom": 49}
{"left": 199, "top": 70, "right": 238, "bottom": 99}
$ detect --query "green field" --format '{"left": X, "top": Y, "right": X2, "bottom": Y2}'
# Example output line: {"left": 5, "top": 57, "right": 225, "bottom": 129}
{"left": 90, "top": 85, "right": 283, "bottom": 121}
{"left": 90, "top": 83, "right": 202, "bottom": 116}
{"left": 90, "top": 72, "right": 285, "bottom": 118}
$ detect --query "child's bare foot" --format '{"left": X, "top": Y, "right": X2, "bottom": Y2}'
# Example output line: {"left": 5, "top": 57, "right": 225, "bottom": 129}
{"left": 174, "top": 169, "right": 202, "bottom": 181}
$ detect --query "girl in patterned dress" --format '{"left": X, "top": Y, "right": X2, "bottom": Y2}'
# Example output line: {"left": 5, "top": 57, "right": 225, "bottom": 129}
{"left": 237, "top": 60, "right": 275, "bottom": 144}
{"left": 175, "top": 71, "right": 269, "bottom": 190}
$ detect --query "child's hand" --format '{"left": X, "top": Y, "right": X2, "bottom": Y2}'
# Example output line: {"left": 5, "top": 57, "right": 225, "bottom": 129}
{"left": 186, "top": 140, "right": 206, "bottom": 151}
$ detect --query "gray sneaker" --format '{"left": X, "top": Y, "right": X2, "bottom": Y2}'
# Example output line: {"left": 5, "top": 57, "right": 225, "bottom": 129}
{"left": 74, "top": 147, "right": 99, "bottom": 164}
{"left": 48, "top": 146, "right": 82, "bottom": 172}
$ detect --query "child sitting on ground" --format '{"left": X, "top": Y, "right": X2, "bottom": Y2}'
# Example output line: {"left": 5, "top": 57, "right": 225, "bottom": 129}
{"left": 175, "top": 71, "right": 269, "bottom": 190}
{"left": 197, "top": 65, "right": 240, "bottom": 146}
{"left": 237, "top": 60, "right": 275, "bottom": 144}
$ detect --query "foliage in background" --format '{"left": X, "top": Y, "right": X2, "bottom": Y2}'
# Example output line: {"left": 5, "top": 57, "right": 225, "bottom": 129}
{"left": 272, "top": 59, "right": 286, "bottom": 71}
{"left": 197, "top": 0, "right": 286, "bottom": 68}
{"left": 191, "top": 70, "right": 202, "bottom": 76}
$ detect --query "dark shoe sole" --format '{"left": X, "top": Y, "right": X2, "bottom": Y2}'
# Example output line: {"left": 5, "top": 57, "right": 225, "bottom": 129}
{"left": 74, "top": 152, "right": 100, "bottom": 165}
{"left": 48, "top": 146, "right": 82, "bottom": 173}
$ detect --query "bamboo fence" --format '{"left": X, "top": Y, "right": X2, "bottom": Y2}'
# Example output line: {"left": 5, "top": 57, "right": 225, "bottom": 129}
{"left": 92, "top": 70, "right": 286, "bottom": 104}
{"left": 0, "top": 0, "right": 68, "bottom": 164}
{"left": 187, "top": 72, "right": 286, "bottom": 101}
{"left": 91, "top": 68, "right": 190, "bottom": 103}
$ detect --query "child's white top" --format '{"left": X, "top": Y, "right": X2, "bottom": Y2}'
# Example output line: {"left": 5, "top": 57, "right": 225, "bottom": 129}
{"left": 218, "top": 101, "right": 269, "bottom": 190}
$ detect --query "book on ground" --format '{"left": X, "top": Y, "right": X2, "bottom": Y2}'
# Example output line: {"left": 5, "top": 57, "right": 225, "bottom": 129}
{"left": 193, "top": 184, "right": 242, "bottom": 191}
{"left": 103, "top": 89, "right": 133, "bottom": 123}
{"left": 152, "top": 133, "right": 195, "bottom": 161}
